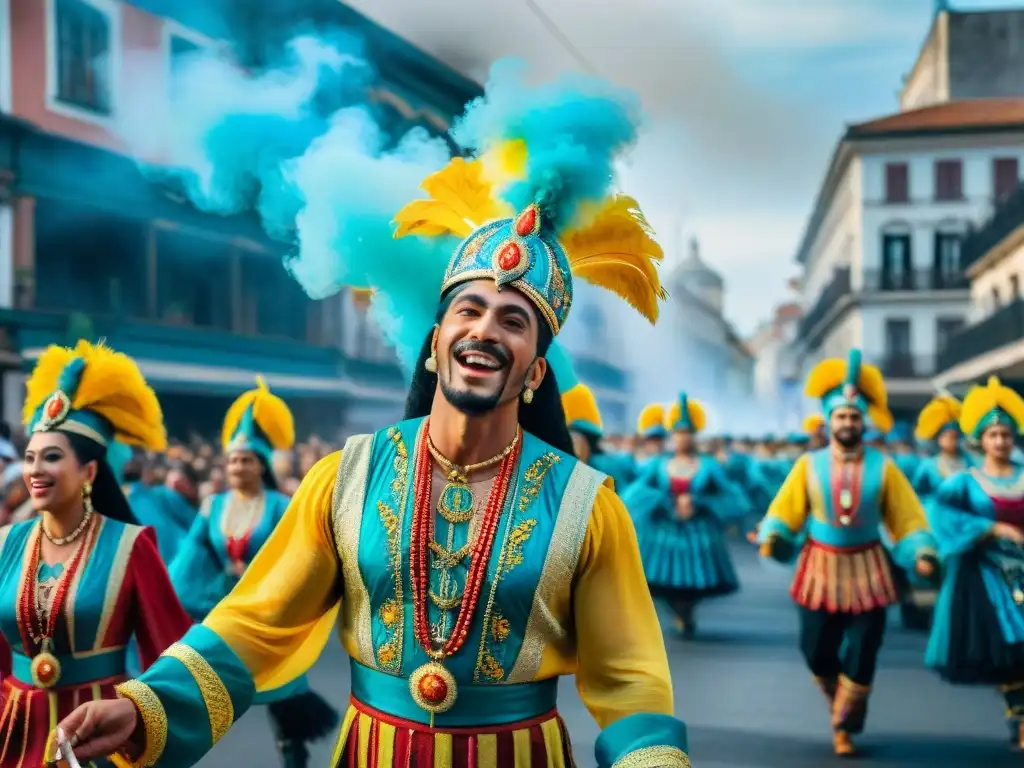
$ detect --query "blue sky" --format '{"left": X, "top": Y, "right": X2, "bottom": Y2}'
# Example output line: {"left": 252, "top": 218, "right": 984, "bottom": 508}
{"left": 614, "top": 0, "right": 1024, "bottom": 334}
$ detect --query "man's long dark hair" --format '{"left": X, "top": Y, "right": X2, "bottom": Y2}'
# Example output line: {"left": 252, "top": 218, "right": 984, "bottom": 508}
{"left": 403, "top": 292, "right": 575, "bottom": 456}
{"left": 65, "top": 432, "right": 137, "bottom": 524}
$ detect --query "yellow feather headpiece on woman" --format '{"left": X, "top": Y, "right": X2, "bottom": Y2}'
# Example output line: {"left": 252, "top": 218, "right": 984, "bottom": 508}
{"left": 637, "top": 403, "right": 668, "bottom": 439}
{"left": 23, "top": 340, "right": 166, "bottom": 451}
{"left": 959, "top": 377, "right": 1024, "bottom": 440}
{"left": 221, "top": 377, "right": 295, "bottom": 464}
{"left": 562, "top": 383, "right": 603, "bottom": 438}
{"left": 915, "top": 395, "right": 962, "bottom": 441}
{"left": 665, "top": 393, "right": 707, "bottom": 434}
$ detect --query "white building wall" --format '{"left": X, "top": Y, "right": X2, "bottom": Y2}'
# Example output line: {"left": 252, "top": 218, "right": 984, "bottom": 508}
{"left": 972, "top": 238, "right": 1024, "bottom": 316}
{"left": 803, "top": 160, "right": 862, "bottom": 302}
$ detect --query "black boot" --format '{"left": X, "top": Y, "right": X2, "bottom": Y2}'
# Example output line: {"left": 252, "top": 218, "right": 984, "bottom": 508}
{"left": 278, "top": 739, "right": 310, "bottom": 768}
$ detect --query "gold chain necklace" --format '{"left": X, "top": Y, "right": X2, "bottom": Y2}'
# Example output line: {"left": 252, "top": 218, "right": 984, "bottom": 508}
{"left": 41, "top": 504, "right": 94, "bottom": 547}
{"left": 426, "top": 429, "right": 521, "bottom": 525}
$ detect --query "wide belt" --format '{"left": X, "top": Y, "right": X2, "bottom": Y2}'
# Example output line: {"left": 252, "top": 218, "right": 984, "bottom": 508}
{"left": 12, "top": 649, "right": 126, "bottom": 688}
{"left": 349, "top": 660, "right": 558, "bottom": 728}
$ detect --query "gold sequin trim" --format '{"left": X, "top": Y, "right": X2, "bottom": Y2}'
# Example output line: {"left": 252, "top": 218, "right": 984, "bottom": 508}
{"left": 506, "top": 461, "right": 604, "bottom": 683}
{"left": 162, "top": 643, "right": 234, "bottom": 746}
{"left": 332, "top": 435, "right": 377, "bottom": 668}
{"left": 611, "top": 745, "right": 692, "bottom": 768}
{"left": 115, "top": 680, "right": 168, "bottom": 767}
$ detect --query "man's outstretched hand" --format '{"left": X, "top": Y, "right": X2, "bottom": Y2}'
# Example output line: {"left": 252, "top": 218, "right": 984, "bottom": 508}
{"left": 56, "top": 698, "right": 141, "bottom": 762}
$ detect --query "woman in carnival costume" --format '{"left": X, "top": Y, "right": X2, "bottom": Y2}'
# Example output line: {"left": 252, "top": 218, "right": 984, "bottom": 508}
{"left": 62, "top": 64, "right": 692, "bottom": 768}
{"left": 623, "top": 393, "right": 749, "bottom": 637}
{"left": 0, "top": 341, "right": 191, "bottom": 767}
{"left": 562, "top": 382, "right": 636, "bottom": 490}
{"left": 924, "top": 377, "right": 1024, "bottom": 750}
{"left": 168, "top": 377, "right": 337, "bottom": 768}
{"left": 634, "top": 403, "right": 669, "bottom": 469}
{"left": 912, "top": 395, "right": 972, "bottom": 504}
{"left": 758, "top": 349, "right": 937, "bottom": 756}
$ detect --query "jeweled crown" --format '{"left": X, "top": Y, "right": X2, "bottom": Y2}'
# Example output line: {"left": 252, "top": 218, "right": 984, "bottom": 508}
{"left": 443, "top": 204, "right": 573, "bottom": 333}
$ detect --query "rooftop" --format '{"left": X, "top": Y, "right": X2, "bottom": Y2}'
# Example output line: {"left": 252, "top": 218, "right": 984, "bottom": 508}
{"left": 848, "top": 98, "right": 1024, "bottom": 139}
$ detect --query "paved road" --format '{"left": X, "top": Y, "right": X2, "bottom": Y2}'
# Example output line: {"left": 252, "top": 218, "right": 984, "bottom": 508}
{"left": 199, "top": 544, "right": 1021, "bottom": 766}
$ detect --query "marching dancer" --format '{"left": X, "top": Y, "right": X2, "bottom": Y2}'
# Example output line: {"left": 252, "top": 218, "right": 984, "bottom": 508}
{"left": 60, "top": 68, "right": 691, "bottom": 768}
{"left": 0, "top": 341, "right": 191, "bottom": 767}
{"left": 634, "top": 402, "right": 669, "bottom": 469}
{"left": 912, "top": 394, "right": 972, "bottom": 506}
{"left": 924, "top": 377, "right": 1024, "bottom": 750}
{"left": 168, "top": 378, "right": 338, "bottom": 768}
{"left": 758, "top": 349, "right": 938, "bottom": 756}
{"left": 623, "top": 393, "right": 748, "bottom": 637}
{"left": 562, "top": 382, "right": 636, "bottom": 490}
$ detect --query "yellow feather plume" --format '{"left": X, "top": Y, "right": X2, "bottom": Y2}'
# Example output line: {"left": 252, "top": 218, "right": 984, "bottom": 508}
{"left": 804, "top": 414, "right": 824, "bottom": 435}
{"left": 393, "top": 158, "right": 513, "bottom": 240}
{"left": 23, "top": 340, "right": 166, "bottom": 451}
{"left": 636, "top": 403, "right": 666, "bottom": 435}
{"left": 867, "top": 403, "right": 895, "bottom": 434}
{"left": 961, "top": 376, "right": 1024, "bottom": 435}
{"left": 562, "top": 383, "right": 603, "bottom": 431}
{"left": 561, "top": 196, "right": 667, "bottom": 324}
{"left": 665, "top": 398, "right": 707, "bottom": 433}
{"left": 221, "top": 377, "right": 296, "bottom": 452}
{"left": 804, "top": 358, "right": 888, "bottom": 407}
{"left": 915, "top": 395, "right": 962, "bottom": 441}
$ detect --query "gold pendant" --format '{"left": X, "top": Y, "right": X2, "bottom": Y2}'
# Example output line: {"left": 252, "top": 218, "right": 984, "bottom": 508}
{"left": 31, "top": 646, "right": 61, "bottom": 689}
{"left": 438, "top": 480, "right": 475, "bottom": 524}
{"left": 1014, "top": 588, "right": 1024, "bottom": 606}
{"left": 839, "top": 515, "right": 852, "bottom": 526}
{"left": 839, "top": 489, "right": 852, "bottom": 509}
{"left": 409, "top": 662, "right": 458, "bottom": 716}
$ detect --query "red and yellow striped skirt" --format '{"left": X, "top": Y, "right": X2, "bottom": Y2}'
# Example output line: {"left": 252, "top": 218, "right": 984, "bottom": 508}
{"left": 332, "top": 697, "right": 576, "bottom": 768}
{"left": 790, "top": 539, "right": 898, "bottom": 613}
{"left": 0, "top": 675, "right": 124, "bottom": 768}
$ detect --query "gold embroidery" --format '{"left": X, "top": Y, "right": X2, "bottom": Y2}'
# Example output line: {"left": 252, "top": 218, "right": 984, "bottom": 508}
{"left": 611, "top": 746, "right": 692, "bottom": 768}
{"left": 332, "top": 436, "right": 376, "bottom": 668}
{"left": 506, "top": 462, "right": 603, "bottom": 683}
{"left": 115, "top": 680, "right": 168, "bottom": 767}
{"left": 474, "top": 453, "right": 559, "bottom": 682}
{"left": 374, "top": 426, "right": 411, "bottom": 672}
{"left": 162, "top": 643, "right": 234, "bottom": 746}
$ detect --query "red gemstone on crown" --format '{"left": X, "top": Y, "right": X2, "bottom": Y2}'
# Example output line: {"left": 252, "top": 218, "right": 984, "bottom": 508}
{"left": 515, "top": 206, "right": 538, "bottom": 237}
{"left": 418, "top": 673, "right": 448, "bottom": 704}
{"left": 497, "top": 242, "right": 522, "bottom": 271}
{"left": 46, "top": 398, "right": 63, "bottom": 419}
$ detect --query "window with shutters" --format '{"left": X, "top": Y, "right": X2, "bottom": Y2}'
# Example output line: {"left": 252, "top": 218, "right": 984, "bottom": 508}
{"left": 884, "top": 163, "right": 909, "bottom": 203}
{"left": 935, "top": 159, "right": 963, "bottom": 201}
{"left": 49, "top": 0, "right": 119, "bottom": 118}
{"left": 994, "top": 157, "right": 1020, "bottom": 201}
{"left": 881, "top": 233, "right": 913, "bottom": 290}
{"left": 936, "top": 317, "right": 965, "bottom": 353}
{"left": 933, "top": 231, "right": 962, "bottom": 289}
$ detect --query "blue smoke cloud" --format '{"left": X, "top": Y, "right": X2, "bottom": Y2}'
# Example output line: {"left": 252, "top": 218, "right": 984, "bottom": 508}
{"left": 453, "top": 58, "right": 644, "bottom": 231}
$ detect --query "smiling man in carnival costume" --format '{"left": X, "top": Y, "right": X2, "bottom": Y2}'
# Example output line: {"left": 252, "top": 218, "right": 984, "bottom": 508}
{"left": 58, "top": 65, "right": 692, "bottom": 768}
{"left": 758, "top": 349, "right": 938, "bottom": 757}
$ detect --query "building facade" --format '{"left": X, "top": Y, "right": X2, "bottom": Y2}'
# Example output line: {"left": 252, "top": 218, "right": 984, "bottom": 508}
{"left": 749, "top": 302, "right": 803, "bottom": 433}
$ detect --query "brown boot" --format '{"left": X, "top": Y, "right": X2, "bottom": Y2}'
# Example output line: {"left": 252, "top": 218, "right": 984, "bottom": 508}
{"left": 832, "top": 730, "right": 857, "bottom": 757}
{"left": 813, "top": 675, "right": 838, "bottom": 707}
{"left": 833, "top": 675, "right": 871, "bottom": 735}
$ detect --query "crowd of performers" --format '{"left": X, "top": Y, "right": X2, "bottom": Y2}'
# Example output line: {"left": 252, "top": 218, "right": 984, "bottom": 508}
{"left": 0, "top": 65, "right": 1021, "bottom": 768}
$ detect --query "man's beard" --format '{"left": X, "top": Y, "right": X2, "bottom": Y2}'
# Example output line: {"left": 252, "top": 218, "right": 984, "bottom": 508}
{"left": 832, "top": 427, "right": 863, "bottom": 450}
{"left": 440, "top": 339, "right": 513, "bottom": 416}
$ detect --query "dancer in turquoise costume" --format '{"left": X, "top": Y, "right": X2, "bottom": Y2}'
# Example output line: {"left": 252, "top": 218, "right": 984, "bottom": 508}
{"left": 758, "top": 349, "right": 938, "bottom": 757}
{"left": 912, "top": 395, "right": 972, "bottom": 508}
{"left": 61, "top": 63, "right": 691, "bottom": 768}
{"left": 0, "top": 341, "right": 192, "bottom": 768}
{"left": 634, "top": 402, "right": 669, "bottom": 470}
{"left": 888, "top": 422, "right": 920, "bottom": 479}
{"left": 924, "top": 377, "right": 1024, "bottom": 751}
{"left": 562, "top": 382, "right": 636, "bottom": 490}
{"left": 623, "top": 392, "right": 748, "bottom": 638}
{"left": 118, "top": 445, "right": 196, "bottom": 565}
{"left": 168, "top": 378, "right": 338, "bottom": 768}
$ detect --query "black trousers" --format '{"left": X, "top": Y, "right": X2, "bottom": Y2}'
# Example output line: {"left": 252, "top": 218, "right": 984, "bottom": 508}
{"left": 799, "top": 606, "right": 887, "bottom": 686}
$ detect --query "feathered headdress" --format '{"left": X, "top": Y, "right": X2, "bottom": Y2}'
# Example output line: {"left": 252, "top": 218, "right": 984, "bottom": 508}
{"left": 222, "top": 377, "right": 295, "bottom": 464}
{"left": 286, "top": 61, "right": 665, "bottom": 386}
{"left": 637, "top": 403, "right": 668, "bottom": 439}
{"left": 803, "top": 413, "right": 825, "bottom": 436}
{"left": 960, "top": 377, "right": 1024, "bottom": 440}
{"left": 665, "top": 393, "right": 707, "bottom": 434}
{"left": 562, "top": 383, "right": 603, "bottom": 438}
{"left": 915, "top": 395, "right": 963, "bottom": 441}
{"left": 805, "top": 349, "right": 893, "bottom": 433}
{"left": 23, "top": 340, "right": 166, "bottom": 451}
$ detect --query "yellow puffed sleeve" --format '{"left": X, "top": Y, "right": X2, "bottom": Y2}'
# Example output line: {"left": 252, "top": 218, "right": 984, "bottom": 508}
{"left": 204, "top": 451, "right": 343, "bottom": 692}
{"left": 761, "top": 454, "right": 811, "bottom": 535}
{"left": 572, "top": 484, "right": 674, "bottom": 728}
{"left": 880, "top": 458, "right": 931, "bottom": 543}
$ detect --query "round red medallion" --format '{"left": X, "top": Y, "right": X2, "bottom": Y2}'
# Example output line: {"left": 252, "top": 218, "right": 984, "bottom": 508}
{"left": 497, "top": 242, "right": 521, "bottom": 271}
{"left": 37, "top": 661, "right": 55, "bottom": 684}
{"left": 418, "top": 672, "right": 449, "bottom": 704}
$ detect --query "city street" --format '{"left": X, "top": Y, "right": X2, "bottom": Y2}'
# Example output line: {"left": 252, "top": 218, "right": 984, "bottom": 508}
{"left": 199, "top": 544, "right": 1021, "bottom": 767}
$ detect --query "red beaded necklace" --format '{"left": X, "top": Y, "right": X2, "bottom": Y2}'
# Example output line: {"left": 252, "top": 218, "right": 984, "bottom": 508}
{"left": 19, "top": 517, "right": 93, "bottom": 651}
{"left": 409, "top": 420, "right": 520, "bottom": 661}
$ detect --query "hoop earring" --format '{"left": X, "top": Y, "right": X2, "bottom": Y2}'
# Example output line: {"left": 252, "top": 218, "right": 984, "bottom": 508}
{"left": 522, "top": 387, "right": 534, "bottom": 405}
